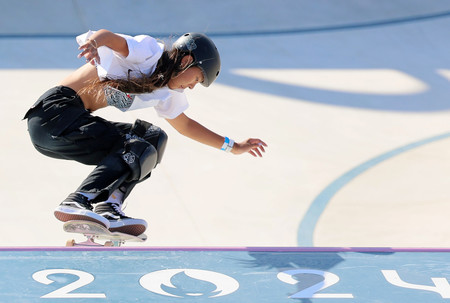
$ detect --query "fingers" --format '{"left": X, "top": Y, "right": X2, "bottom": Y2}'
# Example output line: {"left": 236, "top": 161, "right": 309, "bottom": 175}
{"left": 234, "top": 138, "right": 268, "bottom": 157}
{"left": 248, "top": 141, "right": 267, "bottom": 158}
{"left": 249, "top": 148, "right": 262, "bottom": 157}
{"left": 77, "top": 42, "right": 100, "bottom": 64}
{"left": 257, "top": 142, "right": 267, "bottom": 153}
{"left": 77, "top": 43, "right": 90, "bottom": 58}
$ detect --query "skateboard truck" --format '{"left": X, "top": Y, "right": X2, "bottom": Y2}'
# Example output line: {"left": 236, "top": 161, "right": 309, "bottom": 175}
{"left": 63, "top": 220, "right": 147, "bottom": 247}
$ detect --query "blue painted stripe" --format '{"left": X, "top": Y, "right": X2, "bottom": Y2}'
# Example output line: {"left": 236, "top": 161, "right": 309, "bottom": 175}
{"left": 2, "top": 10, "right": 449, "bottom": 39}
{"left": 297, "top": 132, "right": 450, "bottom": 246}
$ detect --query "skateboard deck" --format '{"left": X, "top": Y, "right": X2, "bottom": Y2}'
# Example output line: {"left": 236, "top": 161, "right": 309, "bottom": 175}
{"left": 63, "top": 220, "right": 147, "bottom": 247}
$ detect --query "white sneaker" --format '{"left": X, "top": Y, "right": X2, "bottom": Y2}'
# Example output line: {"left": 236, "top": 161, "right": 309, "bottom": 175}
{"left": 94, "top": 202, "right": 147, "bottom": 236}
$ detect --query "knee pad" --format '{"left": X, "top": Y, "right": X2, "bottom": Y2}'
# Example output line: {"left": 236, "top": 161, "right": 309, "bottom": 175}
{"left": 131, "top": 119, "right": 168, "bottom": 165}
{"left": 122, "top": 137, "right": 157, "bottom": 181}
{"left": 122, "top": 119, "right": 169, "bottom": 181}
{"left": 155, "top": 129, "right": 168, "bottom": 165}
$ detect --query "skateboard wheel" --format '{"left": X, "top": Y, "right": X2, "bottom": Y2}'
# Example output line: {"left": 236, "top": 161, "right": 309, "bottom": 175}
{"left": 66, "top": 239, "right": 75, "bottom": 247}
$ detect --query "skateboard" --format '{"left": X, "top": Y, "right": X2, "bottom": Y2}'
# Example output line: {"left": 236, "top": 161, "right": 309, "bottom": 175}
{"left": 63, "top": 220, "right": 147, "bottom": 247}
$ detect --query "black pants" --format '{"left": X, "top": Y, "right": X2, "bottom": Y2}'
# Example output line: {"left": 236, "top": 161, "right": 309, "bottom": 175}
{"left": 24, "top": 86, "right": 159, "bottom": 202}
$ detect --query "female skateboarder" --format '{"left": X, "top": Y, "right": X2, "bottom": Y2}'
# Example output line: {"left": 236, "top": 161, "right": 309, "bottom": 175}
{"left": 24, "top": 29, "right": 267, "bottom": 236}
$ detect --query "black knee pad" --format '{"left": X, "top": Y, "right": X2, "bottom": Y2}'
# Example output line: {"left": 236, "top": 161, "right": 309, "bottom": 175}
{"left": 122, "top": 137, "right": 157, "bottom": 181}
{"left": 122, "top": 119, "right": 169, "bottom": 181}
{"left": 132, "top": 119, "right": 168, "bottom": 166}
{"left": 155, "top": 129, "right": 168, "bottom": 165}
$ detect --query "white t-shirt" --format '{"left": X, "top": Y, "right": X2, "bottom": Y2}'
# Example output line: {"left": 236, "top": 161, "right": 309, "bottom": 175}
{"left": 76, "top": 31, "right": 189, "bottom": 119}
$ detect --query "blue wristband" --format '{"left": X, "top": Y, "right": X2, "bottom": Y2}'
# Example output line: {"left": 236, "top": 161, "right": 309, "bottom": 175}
{"left": 221, "top": 137, "right": 234, "bottom": 152}
{"left": 221, "top": 137, "right": 230, "bottom": 151}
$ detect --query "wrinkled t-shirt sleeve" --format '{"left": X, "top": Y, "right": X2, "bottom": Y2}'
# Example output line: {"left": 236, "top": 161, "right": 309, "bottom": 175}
{"left": 76, "top": 30, "right": 163, "bottom": 79}
{"left": 124, "top": 34, "right": 162, "bottom": 64}
{"left": 154, "top": 90, "right": 189, "bottom": 119}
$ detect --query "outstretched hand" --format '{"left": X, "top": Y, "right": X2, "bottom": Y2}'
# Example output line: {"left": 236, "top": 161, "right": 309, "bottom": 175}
{"left": 78, "top": 39, "right": 100, "bottom": 65}
{"left": 232, "top": 138, "right": 267, "bottom": 157}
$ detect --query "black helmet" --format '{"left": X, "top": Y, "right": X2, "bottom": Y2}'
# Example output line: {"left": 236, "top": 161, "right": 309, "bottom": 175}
{"left": 173, "top": 33, "right": 221, "bottom": 87}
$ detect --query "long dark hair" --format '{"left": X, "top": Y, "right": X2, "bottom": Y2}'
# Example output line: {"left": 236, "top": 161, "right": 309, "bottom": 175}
{"left": 81, "top": 45, "right": 187, "bottom": 98}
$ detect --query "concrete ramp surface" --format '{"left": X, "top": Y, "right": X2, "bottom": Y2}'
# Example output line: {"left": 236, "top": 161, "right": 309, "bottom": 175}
{"left": 1, "top": 0, "right": 450, "bottom": 248}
